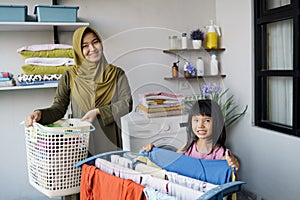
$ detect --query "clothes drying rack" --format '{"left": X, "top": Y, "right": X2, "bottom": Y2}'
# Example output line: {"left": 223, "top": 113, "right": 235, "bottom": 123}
{"left": 76, "top": 150, "right": 245, "bottom": 200}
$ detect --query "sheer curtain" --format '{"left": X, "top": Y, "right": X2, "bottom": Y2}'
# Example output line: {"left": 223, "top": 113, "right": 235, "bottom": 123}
{"left": 268, "top": 17, "right": 293, "bottom": 126}
{"left": 267, "top": 0, "right": 290, "bottom": 9}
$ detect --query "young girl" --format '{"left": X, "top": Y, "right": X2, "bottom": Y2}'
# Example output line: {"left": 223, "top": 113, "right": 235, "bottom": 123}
{"left": 144, "top": 99, "right": 239, "bottom": 169}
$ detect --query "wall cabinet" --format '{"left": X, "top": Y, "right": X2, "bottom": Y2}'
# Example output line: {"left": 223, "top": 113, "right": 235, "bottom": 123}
{"left": 162, "top": 48, "right": 226, "bottom": 80}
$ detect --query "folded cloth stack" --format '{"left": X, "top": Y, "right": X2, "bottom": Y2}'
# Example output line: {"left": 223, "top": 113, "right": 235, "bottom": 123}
{"left": 137, "top": 91, "right": 184, "bottom": 118}
{"left": 0, "top": 72, "right": 16, "bottom": 87}
{"left": 16, "top": 44, "right": 74, "bottom": 86}
{"left": 17, "top": 74, "right": 62, "bottom": 86}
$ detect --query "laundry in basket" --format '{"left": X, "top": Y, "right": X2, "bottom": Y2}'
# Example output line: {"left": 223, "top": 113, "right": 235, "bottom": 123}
{"left": 24, "top": 118, "right": 95, "bottom": 198}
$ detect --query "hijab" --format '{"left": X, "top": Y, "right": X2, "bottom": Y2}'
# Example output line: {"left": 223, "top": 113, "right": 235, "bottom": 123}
{"left": 69, "top": 26, "right": 118, "bottom": 113}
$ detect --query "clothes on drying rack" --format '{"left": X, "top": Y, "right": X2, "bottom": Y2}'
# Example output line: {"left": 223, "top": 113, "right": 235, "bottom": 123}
{"left": 76, "top": 150, "right": 245, "bottom": 200}
{"left": 141, "top": 147, "right": 233, "bottom": 185}
{"left": 135, "top": 163, "right": 167, "bottom": 179}
{"left": 81, "top": 164, "right": 146, "bottom": 200}
{"left": 166, "top": 171, "right": 217, "bottom": 193}
{"left": 143, "top": 187, "right": 176, "bottom": 200}
{"left": 95, "top": 157, "right": 206, "bottom": 199}
{"left": 96, "top": 157, "right": 142, "bottom": 184}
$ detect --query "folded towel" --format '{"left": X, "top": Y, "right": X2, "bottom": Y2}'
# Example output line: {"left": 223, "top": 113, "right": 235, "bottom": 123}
{"left": 17, "top": 44, "right": 72, "bottom": 52}
{"left": 0, "top": 72, "right": 13, "bottom": 78}
{"left": 0, "top": 79, "right": 16, "bottom": 87}
{"left": 17, "top": 74, "right": 62, "bottom": 83}
{"left": 0, "top": 77, "right": 10, "bottom": 82}
{"left": 25, "top": 57, "right": 75, "bottom": 66}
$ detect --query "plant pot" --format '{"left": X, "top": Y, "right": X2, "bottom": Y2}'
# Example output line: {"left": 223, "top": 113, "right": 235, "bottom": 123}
{"left": 192, "top": 40, "right": 202, "bottom": 49}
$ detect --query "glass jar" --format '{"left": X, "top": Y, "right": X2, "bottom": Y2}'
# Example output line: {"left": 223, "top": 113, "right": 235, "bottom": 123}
{"left": 169, "top": 36, "right": 179, "bottom": 50}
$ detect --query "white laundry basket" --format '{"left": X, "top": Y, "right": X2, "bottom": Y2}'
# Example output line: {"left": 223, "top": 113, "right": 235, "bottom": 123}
{"left": 24, "top": 118, "right": 95, "bottom": 198}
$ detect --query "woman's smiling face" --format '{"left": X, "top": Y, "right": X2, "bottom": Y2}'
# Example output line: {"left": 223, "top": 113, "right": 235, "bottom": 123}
{"left": 81, "top": 32, "right": 102, "bottom": 63}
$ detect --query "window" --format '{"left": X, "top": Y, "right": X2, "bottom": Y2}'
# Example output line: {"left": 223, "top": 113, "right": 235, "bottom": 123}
{"left": 254, "top": 0, "right": 300, "bottom": 137}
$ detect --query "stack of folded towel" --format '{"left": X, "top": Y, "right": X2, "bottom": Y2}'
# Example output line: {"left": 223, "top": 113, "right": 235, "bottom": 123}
{"left": 0, "top": 72, "right": 16, "bottom": 87}
{"left": 16, "top": 44, "right": 74, "bottom": 86}
{"left": 137, "top": 91, "right": 184, "bottom": 118}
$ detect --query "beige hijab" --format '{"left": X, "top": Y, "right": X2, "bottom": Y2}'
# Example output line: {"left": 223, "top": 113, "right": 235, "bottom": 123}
{"left": 69, "top": 26, "right": 118, "bottom": 113}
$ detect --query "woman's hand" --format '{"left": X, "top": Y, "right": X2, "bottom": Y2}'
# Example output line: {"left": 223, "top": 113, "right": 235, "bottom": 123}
{"left": 25, "top": 110, "right": 41, "bottom": 127}
{"left": 142, "top": 144, "right": 155, "bottom": 152}
{"left": 225, "top": 150, "right": 240, "bottom": 170}
{"left": 81, "top": 108, "right": 100, "bottom": 123}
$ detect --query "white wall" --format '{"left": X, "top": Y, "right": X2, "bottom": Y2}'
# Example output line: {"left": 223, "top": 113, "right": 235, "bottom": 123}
{"left": 216, "top": 0, "right": 300, "bottom": 200}
{"left": 1, "top": 0, "right": 299, "bottom": 199}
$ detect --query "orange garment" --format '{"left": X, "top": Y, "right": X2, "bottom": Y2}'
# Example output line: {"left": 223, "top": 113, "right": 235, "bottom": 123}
{"left": 80, "top": 164, "right": 146, "bottom": 200}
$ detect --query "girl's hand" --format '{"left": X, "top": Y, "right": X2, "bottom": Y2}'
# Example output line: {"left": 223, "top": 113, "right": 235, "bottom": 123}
{"left": 81, "top": 108, "right": 100, "bottom": 123}
{"left": 143, "top": 144, "right": 155, "bottom": 152}
{"left": 225, "top": 150, "right": 240, "bottom": 170}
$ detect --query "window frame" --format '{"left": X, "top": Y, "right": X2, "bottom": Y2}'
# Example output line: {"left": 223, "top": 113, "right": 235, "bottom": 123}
{"left": 254, "top": 0, "right": 300, "bottom": 137}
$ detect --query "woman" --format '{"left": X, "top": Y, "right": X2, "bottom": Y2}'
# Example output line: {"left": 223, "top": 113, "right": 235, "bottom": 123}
{"left": 25, "top": 26, "right": 133, "bottom": 155}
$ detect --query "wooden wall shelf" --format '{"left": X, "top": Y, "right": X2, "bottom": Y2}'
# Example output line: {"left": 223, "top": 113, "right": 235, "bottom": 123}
{"left": 164, "top": 74, "right": 226, "bottom": 80}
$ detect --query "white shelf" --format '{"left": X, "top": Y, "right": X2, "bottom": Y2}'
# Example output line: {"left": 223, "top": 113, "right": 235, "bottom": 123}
{"left": 0, "top": 21, "right": 89, "bottom": 91}
{"left": 0, "top": 83, "right": 58, "bottom": 91}
{"left": 0, "top": 22, "right": 89, "bottom": 31}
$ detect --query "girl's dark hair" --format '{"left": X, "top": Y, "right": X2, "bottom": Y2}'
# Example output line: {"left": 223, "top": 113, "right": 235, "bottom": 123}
{"left": 182, "top": 99, "right": 226, "bottom": 153}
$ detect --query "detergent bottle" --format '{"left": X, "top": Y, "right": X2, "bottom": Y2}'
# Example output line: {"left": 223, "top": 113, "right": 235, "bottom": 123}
{"left": 210, "top": 52, "right": 219, "bottom": 75}
{"left": 205, "top": 20, "right": 221, "bottom": 49}
{"left": 196, "top": 57, "right": 204, "bottom": 76}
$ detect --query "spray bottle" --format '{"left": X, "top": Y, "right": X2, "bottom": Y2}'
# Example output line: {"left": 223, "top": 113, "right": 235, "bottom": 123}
{"left": 205, "top": 20, "right": 221, "bottom": 49}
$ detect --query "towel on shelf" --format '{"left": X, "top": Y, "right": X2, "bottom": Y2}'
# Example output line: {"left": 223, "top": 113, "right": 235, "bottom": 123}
{"left": 21, "top": 64, "right": 74, "bottom": 75}
{"left": 25, "top": 57, "right": 75, "bottom": 66}
{"left": 138, "top": 91, "right": 184, "bottom": 118}
{"left": 17, "top": 44, "right": 74, "bottom": 59}
{"left": 17, "top": 43, "right": 73, "bottom": 52}
{"left": 0, "top": 77, "right": 10, "bottom": 82}
{"left": 0, "top": 72, "right": 16, "bottom": 87}
{"left": 0, "top": 78, "right": 16, "bottom": 87}
{"left": 17, "top": 74, "right": 61, "bottom": 86}
{"left": 17, "top": 74, "right": 62, "bottom": 83}
{"left": 0, "top": 72, "right": 13, "bottom": 78}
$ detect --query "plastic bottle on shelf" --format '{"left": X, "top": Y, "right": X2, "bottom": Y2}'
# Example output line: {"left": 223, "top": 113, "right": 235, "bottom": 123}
{"left": 210, "top": 52, "right": 219, "bottom": 75}
{"left": 196, "top": 57, "right": 204, "bottom": 76}
{"left": 205, "top": 20, "right": 221, "bottom": 49}
{"left": 181, "top": 33, "right": 187, "bottom": 49}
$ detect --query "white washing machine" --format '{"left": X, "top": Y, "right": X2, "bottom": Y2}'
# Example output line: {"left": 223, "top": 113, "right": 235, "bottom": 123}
{"left": 121, "top": 112, "right": 188, "bottom": 153}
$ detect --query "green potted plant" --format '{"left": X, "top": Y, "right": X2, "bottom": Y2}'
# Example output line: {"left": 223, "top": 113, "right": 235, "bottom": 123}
{"left": 183, "top": 82, "right": 248, "bottom": 127}
{"left": 190, "top": 29, "right": 204, "bottom": 49}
